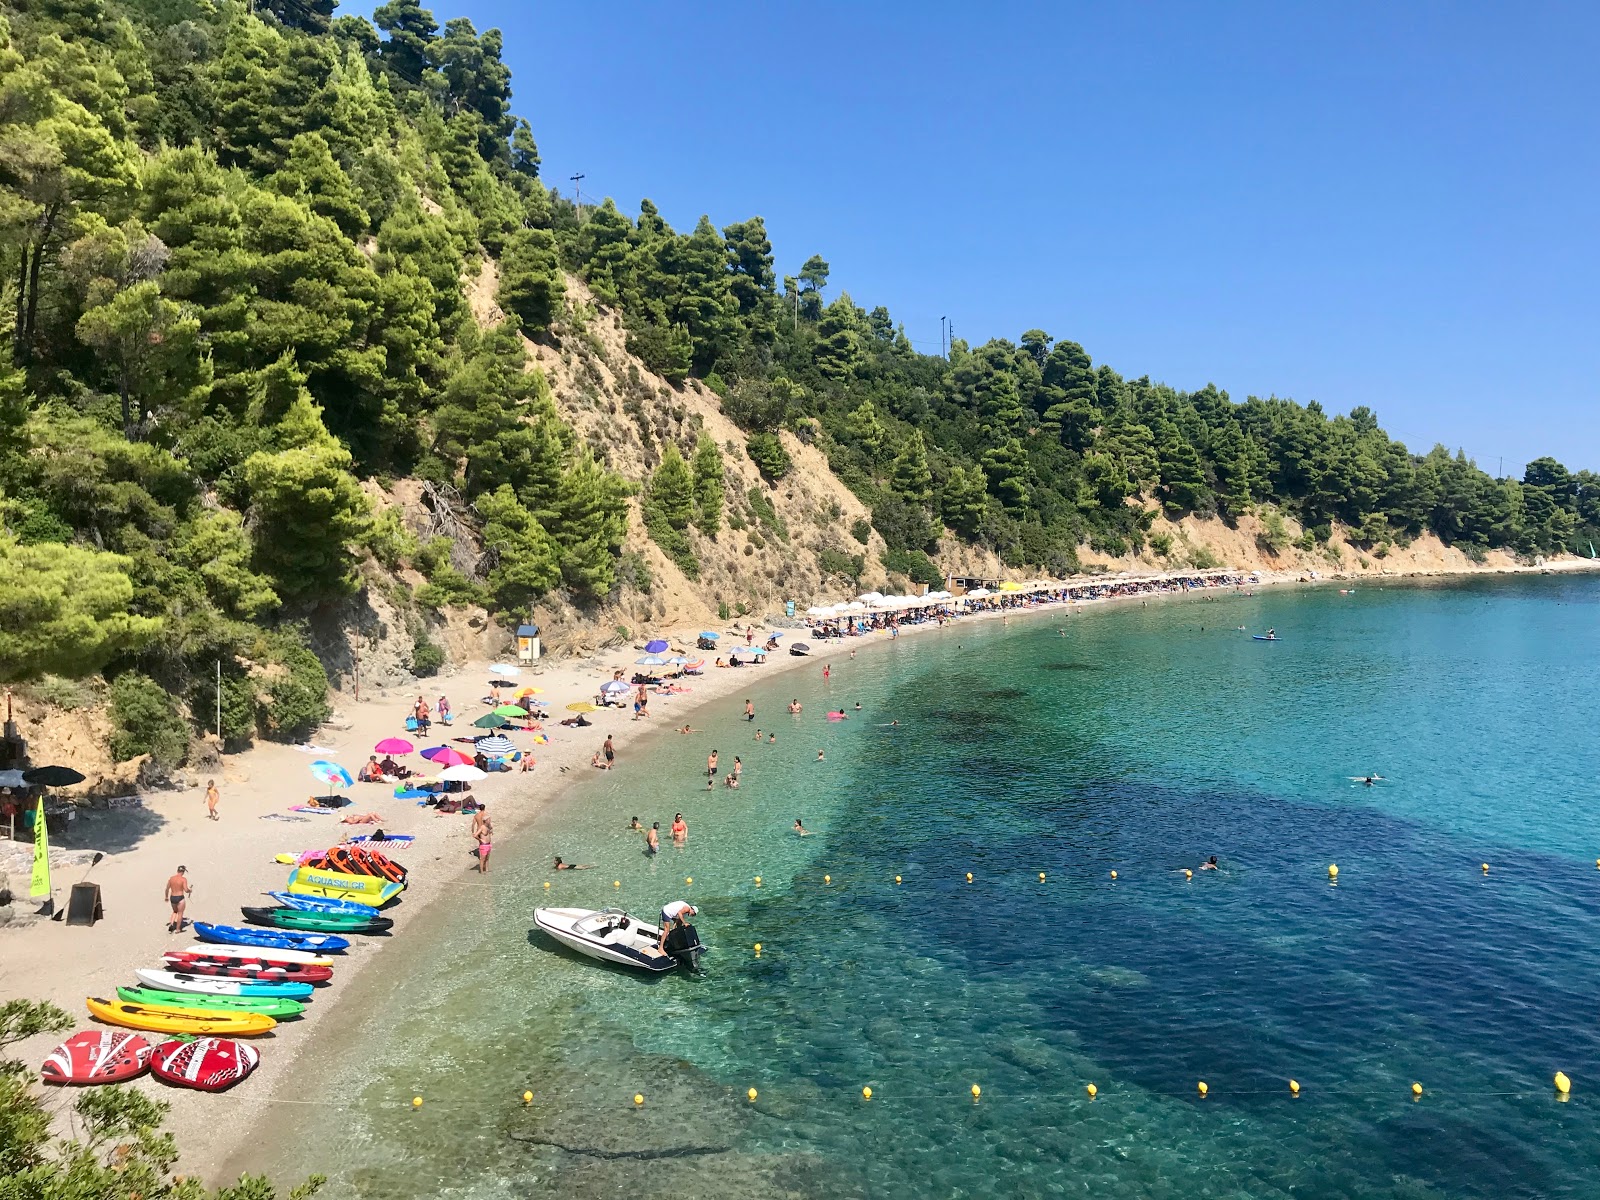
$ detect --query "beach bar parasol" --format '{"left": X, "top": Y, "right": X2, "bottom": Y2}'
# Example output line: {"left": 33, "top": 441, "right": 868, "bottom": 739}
{"left": 635, "top": 655, "right": 667, "bottom": 666}
{"left": 374, "top": 737, "right": 414, "bottom": 755}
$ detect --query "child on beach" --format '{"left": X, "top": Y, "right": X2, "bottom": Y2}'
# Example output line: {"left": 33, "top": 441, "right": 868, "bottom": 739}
{"left": 205, "top": 780, "right": 219, "bottom": 821}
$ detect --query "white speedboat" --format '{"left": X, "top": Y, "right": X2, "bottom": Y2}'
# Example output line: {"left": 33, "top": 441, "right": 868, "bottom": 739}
{"left": 533, "top": 907, "right": 704, "bottom": 973}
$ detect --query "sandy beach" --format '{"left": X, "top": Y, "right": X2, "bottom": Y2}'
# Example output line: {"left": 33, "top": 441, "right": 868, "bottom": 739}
{"left": 4, "top": 557, "right": 1596, "bottom": 1183}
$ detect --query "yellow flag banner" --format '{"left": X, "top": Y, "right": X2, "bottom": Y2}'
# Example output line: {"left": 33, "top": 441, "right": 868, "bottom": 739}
{"left": 29, "top": 796, "right": 50, "bottom": 898}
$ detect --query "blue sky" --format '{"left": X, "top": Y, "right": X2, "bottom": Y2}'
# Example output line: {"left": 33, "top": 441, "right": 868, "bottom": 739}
{"left": 355, "top": 1, "right": 1598, "bottom": 474}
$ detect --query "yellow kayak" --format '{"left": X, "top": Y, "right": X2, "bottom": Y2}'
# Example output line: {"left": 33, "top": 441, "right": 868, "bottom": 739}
{"left": 86, "top": 996, "right": 277, "bottom": 1037}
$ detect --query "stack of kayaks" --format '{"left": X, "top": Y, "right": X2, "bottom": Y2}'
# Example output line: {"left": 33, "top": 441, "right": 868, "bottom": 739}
{"left": 240, "top": 906, "right": 394, "bottom": 936}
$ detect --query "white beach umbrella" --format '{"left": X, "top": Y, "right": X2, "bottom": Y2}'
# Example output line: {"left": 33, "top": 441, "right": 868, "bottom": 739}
{"left": 440, "top": 764, "right": 488, "bottom": 782}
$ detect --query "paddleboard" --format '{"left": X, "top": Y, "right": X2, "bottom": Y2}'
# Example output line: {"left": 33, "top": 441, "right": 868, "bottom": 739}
{"left": 117, "top": 987, "right": 305, "bottom": 1019}
{"left": 134, "top": 969, "right": 313, "bottom": 999}
{"left": 86, "top": 997, "right": 276, "bottom": 1037}
{"left": 178, "top": 944, "right": 333, "bottom": 967}
{"left": 150, "top": 1037, "right": 260, "bottom": 1092}
{"left": 40, "top": 1030, "right": 152, "bottom": 1086}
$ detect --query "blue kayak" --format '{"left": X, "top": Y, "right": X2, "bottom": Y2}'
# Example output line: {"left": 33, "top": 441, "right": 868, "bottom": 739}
{"left": 1252, "top": 635, "right": 1282, "bottom": 641}
{"left": 268, "top": 891, "right": 382, "bottom": 918}
{"left": 194, "top": 921, "right": 350, "bottom": 954}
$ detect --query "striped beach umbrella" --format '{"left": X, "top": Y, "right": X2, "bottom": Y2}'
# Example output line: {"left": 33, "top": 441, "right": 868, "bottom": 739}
{"left": 421, "top": 745, "right": 473, "bottom": 766}
{"left": 474, "top": 735, "right": 516, "bottom": 756}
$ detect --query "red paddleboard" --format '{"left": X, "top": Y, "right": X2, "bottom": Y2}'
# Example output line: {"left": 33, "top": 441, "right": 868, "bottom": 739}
{"left": 40, "top": 1030, "right": 152, "bottom": 1085}
{"left": 165, "top": 950, "right": 333, "bottom": 976}
{"left": 159, "top": 955, "right": 332, "bottom": 984}
{"left": 150, "top": 1037, "right": 260, "bottom": 1092}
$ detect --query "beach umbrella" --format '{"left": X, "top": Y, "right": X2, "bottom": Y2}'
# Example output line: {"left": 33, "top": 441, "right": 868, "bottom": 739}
{"left": 635, "top": 655, "right": 667, "bottom": 666}
{"left": 514, "top": 687, "right": 545, "bottom": 697}
{"left": 766, "top": 631, "right": 784, "bottom": 640}
{"left": 791, "top": 642, "right": 812, "bottom": 652}
{"left": 373, "top": 737, "right": 414, "bottom": 755}
{"left": 421, "top": 745, "right": 473, "bottom": 766}
{"left": 684, "top": 659, "right": 705, "bottom": 670}
{"left": 474, "top": 735, "right": 516, "bottom": 756}
{"left": 599, "top": 680, "right": 630, "bottom": 695}
{"left": 472, "top": 713, "right": 510, "bottom": 729}
{"left": 666, "top": 655, "right": 691, "bottom": 665}
{"left": 644, "top": 638, "right": 670, "bottom": 653}
{"left": 0, "top": 769, "right": 25, "bottom": 788}
{"left": 489, "top": 663, "right": 520, "bottom": 677}
{"left": 565, "top": 702, "right": 597, "bottom": 713}
{"left": 440, "top": 764, "right": 487, "bottom": 783}
{"left": 698, "top": 631, "right": 720, "bottom": 641}
{"left": 309, "top": 761, "right": 353, "bottom": 789}
{"left": 22, "top": 765, "right": 85, "bottom": 787}
{"left": 493, "top": 704, "right": 529, "bottom": 717}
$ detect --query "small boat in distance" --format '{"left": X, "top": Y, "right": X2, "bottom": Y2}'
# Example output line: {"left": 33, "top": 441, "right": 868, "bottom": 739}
{"left": 533, "top": 907, "right": 706, "bottom": 974}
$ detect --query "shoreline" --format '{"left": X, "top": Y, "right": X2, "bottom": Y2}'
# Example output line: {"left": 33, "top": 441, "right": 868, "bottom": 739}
{"left": 3, "top": 558, "right": 1595, "bottom": 1183}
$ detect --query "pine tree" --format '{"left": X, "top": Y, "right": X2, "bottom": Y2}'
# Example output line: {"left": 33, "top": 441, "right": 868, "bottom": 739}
{"left": 940, "top": 464, "right": 989, "bottom": 535}
{"left": 476, "top": 483, "right": 561, "bottom": 609}
{"left": 552, "top": 447, "right": 631, "bottom": 597}
{"left": 691, "top": 434, "right": 725, "bottom": 535}
{"left": 890, "top": 430, "right": 933, "bottom": 505}
{"left": 373, "top": 0, "right": 438, "bottom": 86}
{"left": 497, "top": 225, "right": 564, "bottom": 334}
{"left": 268, "top": 132, "right": 369, "bottom": 238}
{"left": 647, "top": 442, "right": 695, "bottom": 531}
{"left": 814, "top": 293, "right": 865, "bottom": 381}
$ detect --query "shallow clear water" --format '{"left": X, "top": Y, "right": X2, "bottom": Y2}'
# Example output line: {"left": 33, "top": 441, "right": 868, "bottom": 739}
{"left": 261, "top": 577, "right": 1600, "bottom": 1198}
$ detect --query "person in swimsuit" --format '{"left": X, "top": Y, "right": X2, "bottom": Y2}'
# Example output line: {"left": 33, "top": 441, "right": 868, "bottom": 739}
{"left": 164, "top": 865, "right": 191, "bottom": 932}
{"left": 1200, "top": 855, "right": 1219, "bottom": 871}
{"left": 646, "top": 822, "right": 660, "bottom": 856}
{"left": 725, "top": 773, "right": 739, "bottom": 788}
{"left": 205, "top": 779, "right": 219, "bottom": 821}
{"left": 853, "top": 702, "right": 862, "bottom": 711}
{"left": 823, "top": 663, "right": 831, "bottom": 681}
{"left": 671, "top": 813, "right": 687, "bottom": 842}
{"left": 472, "top": 806, "right": 493, "bottom": 873}
{"left": 437, "top": 695, "right": 452, "bottom": 723}
{"left": 788, "top": 699, "right": 801, "bottom": 713}
{"left": 745, "top": 699, "right": 755, "bottom": 722}
{"left": 629, "top": 817, "right": 643, "bottom": 831}
{"left": 707, "top": 750, "right": 718, "bottom": 777}
{"left": 731, "top": 756, "right": 742, "bottom": 780}
{"left": 794, "top": 819, "right": 812, "bottom": 836}
{"left": 754, "top": 728, "right": 762, "bottom": 742}
{"left": 816, "top": 749, "right": 825, "bottom": 761}
{"left": 553, "top": 857, "right": 595, "bottom": 870}
{"left": 768, "top": 733, "right": 776, "bottom": 744}
{"left": 657, "top": 900, "right": 697, "bottom": 952}
{"left": 602, "top": 735, "right": 616, "bottom": 770}
{"left": 678, "top": 724, "right": 701, "bottom": 734}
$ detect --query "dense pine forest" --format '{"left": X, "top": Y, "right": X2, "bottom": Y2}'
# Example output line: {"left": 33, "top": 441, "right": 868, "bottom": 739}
{"left": 2, "top": 0, "right": 1596, "bottom": 754}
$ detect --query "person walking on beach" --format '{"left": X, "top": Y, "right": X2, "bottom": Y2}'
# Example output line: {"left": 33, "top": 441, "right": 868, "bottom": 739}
{"left": 646, "top": 822, "right": 660, "bottom": 856}
{"left": 205, "top": 779, "right": 219, "bottom": 822}
{"left": 471, "top": 805, "right": 493, "bottom": 873}
{"left": 602, "top": 735, "right": 616, "bottom": 770}
{"left": 164, "top": 865, "right": 191, "bottom": 933}
{"left": 744, "top": 698, "right": 755, "bottom": 722}
{"left": 437, "top": 695, "right": 452, "bottom": 724}
{"left": 707, "top": 750, "right": 719, "bottom": 778}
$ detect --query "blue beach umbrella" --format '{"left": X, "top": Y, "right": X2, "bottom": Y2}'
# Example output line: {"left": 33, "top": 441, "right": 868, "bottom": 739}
{"left": 600, "top": 680, "right": 631, "bottom": 695}
{"left": 636, "top": 655, "right": 668, "bottom": 666}
{"left": 644, "top": 638, "right": 670, "bottom": 653}
{"left": 309, "top": 760, "right": 353, "bottom": 789}
{"left": 698, "top": 631, "right": 720, "bottom": 641}
{"left": 489, "top": 663, "right": 520, "bottom": 677}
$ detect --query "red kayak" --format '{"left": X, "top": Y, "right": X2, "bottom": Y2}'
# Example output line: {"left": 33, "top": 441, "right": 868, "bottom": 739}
{"left": 150, "top": 1037, "right": 259, "bottom": 1092}
{"left": 41, "top": 1030, "right": 152, "bottom": 1085}
{"left": 164, "top": 950, "right": 334, "bottom": 981}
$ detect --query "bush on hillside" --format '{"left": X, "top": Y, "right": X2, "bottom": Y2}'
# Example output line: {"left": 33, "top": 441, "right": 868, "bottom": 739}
{"left": 746, "top": 432, "right": 792, "bottom": 481}
{"left": 254, "top": 631, "right": 331, "bottom": 742}
{"left": 880, "top": 548, "right": 943, "bottom": 588}
{"left": 108, "top": 673, "right": 189, "bottom": 768}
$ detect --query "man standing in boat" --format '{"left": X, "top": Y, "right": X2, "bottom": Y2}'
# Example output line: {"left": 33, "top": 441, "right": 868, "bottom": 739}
{"left": 657, "top": 900, "right": 696, "bottom": 953}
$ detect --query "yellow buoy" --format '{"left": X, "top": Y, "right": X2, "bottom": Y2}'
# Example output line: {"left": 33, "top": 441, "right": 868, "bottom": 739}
{"left": 522, "top": 1090, "right": 533, "bottom": 1105}
{"left": 1197, "top": 1081, "right": 1208, "bottom": 1097}
{"left": 1595, "top": 858, "right": 1599, "bottom": 870}
{"left": 1289, "top": 1079, "right": 1300, "bottom": 1096}
{"left": 895, "top": 875, "right": 902, "bottom": 884}
{"left": 1328, "top": 864, "right": 1339, "bottom": 880}
{"left": 1039, "top": 872, "right": 1046, "bottom": 882}
{"left": 965, "top": 872, "right": 973, "bottom": 883}
{"left": 543, "top": 881, "right": 550, "bottom": 889}
{"left": 1183, "top": 869, "right": 1193, "bottom": 879}
{"left": 748, "top": 1087, "right": 758, "bottom": 1102}
{"left": 412, "top": 1096, "right": 423, "bottom": 1108}
{"left": 1086, "top": 1083, "right": 1097, "bottom": 1098}
{"left": 970, "top": 1083, "right": 981, "bottom": 1098}
{"left": 1411, "top": 1082, "right": 1423, "bottom": 1097}
{"left": 753, "top": 943, "right": 762, "bottom": 955}
{"left": 686, "top": 877, "right": 693, "bottom": 885}
{"left": 1482, "top": 863, "right": 1490, "bottom": 873}
{"left": 613, "top": 880, "right": 620, "bottom": 888}
{"left": 824, "top": 874, "right": 831, "bottom": 884}
{"left": 1110, "top": 870, "right": 1118, "bottom": 879}
{"left": 1555, "top": 1071, "right": 1572, "bottom": 1095}
{"left": 862, "top": 1086, "right": 872, "bottom": 1100}
{"left": 754, "top": 876, "right": 761, "bottom": 885}
{"left": 634, "top": 1093, "right": 644, "bottom": 1106}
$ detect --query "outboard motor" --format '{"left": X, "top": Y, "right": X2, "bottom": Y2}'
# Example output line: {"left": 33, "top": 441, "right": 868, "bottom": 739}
{"left": 663, "top": 921, "right": 707, "bottom": 974}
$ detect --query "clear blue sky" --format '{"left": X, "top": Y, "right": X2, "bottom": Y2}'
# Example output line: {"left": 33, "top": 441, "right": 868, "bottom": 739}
{"left": 356, "top": 1, "right": 1599, "bottom": 475}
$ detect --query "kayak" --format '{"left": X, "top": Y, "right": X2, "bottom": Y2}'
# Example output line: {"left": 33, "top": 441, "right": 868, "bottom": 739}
{"left": 240, "top": 906, "right": 394, "bottom": 936}
{"left": 166, "top": 948, "right": 333, "bottom": 974}
{"left": 180, "top": 944, "right": 333, "bottom": 968}
{"left": 151, "top": 1036, "right": 260, "bottom": 1092}
{"left": 1252, "top": 635, "right": 1282, "bottom": 641}
{"left": 86, "top": 996, "right": 276, "bottom": 1037}
{"left": 194, "top": 922, "right": 350, "bottom": 953}
{"left": 267, "top": 891, "right": 381, "bottom": 918}
{"left": 118, "top": 987, "right": 305, "bottom": 1019}
{"left": 157, "top": 955, "right": 331, "bottom": 984}
{"left": 134, "top": 969, "right": 313, "bottom": 999}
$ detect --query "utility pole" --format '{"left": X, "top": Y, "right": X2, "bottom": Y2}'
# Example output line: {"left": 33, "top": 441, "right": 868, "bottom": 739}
{"left": 215, "top": 660, "right": 222, "bottom": 745}
{"left": 569, "top": 173, "right": 585, "bottom": 222}
{"left": 940, "top": 316, "right": 947, "bottom": 359}
{"left": 1498, "top": 455, "right": 1503, "bottom": 480}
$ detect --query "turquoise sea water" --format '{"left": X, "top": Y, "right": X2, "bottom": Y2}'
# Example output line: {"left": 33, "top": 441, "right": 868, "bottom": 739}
{"left": 256, "top": 577, "right": 1600, "bottom": 1198}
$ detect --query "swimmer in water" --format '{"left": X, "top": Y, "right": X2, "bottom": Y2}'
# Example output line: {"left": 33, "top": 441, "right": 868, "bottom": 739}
{"left": 554, "top": 857, "right": 596, "bottom": 870}
{"left": 1349, "top": 774, "right": 1386, "bottom": 786}
{"left": 794, "top": 819, "right": 813, "bottom": 836}
{"left": 628, "top": 817, "right": 642, "bottom": 831}
{"left": 1200, "top": 855, "right": 1218, "bottom": 871}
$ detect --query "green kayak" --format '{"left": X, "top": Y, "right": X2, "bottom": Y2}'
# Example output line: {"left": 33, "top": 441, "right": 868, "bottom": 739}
{"left": 241, "top": 906, "right": 394, "bottom": 935}
{"left": 116, "top": 986, "right": 306, "bottom": 1019}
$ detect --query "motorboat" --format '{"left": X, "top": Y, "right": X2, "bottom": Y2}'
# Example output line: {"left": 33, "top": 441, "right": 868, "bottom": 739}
{"left": 533, "top": 907, "right": 706, "bottom": 974}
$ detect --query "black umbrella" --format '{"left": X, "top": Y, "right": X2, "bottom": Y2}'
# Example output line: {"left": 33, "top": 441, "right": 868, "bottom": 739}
{"left": 791, "top": 642, "right": 812, "bottom": 652}
{"left": 23, "top": 765, "right": 85, "bottom": 787}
